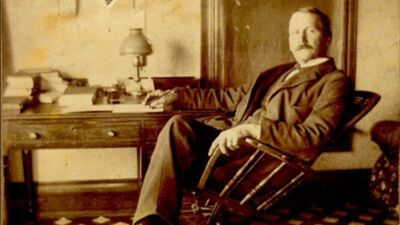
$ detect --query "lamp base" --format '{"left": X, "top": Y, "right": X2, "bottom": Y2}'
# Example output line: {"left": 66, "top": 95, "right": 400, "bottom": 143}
{"left": 129, "top": 90, "right": 147, "bottom": 96}
{"left": 125, "top": 78, "right": 146, "bottom": 96}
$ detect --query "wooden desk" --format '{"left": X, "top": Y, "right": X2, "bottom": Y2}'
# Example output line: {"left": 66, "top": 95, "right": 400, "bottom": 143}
{"left": 2, "top": 104, "right": 216, "bottom": 224}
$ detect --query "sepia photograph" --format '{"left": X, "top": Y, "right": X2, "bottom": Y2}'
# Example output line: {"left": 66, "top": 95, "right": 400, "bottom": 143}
{"left": 1, "top": 0, "right": 399, "bottom": 225}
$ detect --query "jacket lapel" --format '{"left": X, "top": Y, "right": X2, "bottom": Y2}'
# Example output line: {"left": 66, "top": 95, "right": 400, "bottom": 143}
{"left": 236, "top": 62, "right": 295, "bottom": 123}
{"left": 267, "top": 58, "right": 338, "bottom": 100}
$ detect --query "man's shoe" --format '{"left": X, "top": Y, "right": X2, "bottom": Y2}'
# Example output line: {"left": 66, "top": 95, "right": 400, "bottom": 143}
{"left": 134, "top": 216, "right": 168, "bottom": 225}
{"left": 134, "top": 218, "right": 152, "bottom": 225}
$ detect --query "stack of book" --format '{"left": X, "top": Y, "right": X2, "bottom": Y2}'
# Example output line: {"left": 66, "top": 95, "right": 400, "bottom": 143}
{"left": 3, "top": 73, "right": 41, "bottom": 113}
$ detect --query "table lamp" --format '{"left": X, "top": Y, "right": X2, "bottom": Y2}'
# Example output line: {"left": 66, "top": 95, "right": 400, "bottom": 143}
{"left": 120, "top": 28, "right": 152, "bottom": 95}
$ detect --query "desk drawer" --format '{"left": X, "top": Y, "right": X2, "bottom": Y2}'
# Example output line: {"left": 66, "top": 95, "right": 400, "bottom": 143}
{"left": 4, "top": 120, "right": 141, "bottom": 144}
{"left": 142, "top": 120, "right": 169, "bottom": 141}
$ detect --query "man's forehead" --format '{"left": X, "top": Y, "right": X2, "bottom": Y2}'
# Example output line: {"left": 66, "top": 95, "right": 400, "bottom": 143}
{"left": 289, "top": 12, "right": 322, "bottom": 28}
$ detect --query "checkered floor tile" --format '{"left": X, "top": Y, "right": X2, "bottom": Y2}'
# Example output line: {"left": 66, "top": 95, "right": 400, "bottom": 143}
{"left": 37, "top": 198, "right": 398, "bottom": 225}
{"left": 41, "top": 216, "right": 133, "bottom": 225}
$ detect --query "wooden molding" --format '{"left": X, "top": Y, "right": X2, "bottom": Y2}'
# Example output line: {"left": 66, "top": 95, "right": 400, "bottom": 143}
{"left": 201, "top": 0, "right": 228, "bottom": 89}
{"left": 344, "top": 0, "right": 358, "bottom": 81}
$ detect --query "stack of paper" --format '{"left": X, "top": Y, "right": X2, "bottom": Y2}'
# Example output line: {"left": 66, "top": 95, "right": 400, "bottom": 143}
{"left": 3, "top": 74, "right": 40, "bottom": 113}
{"left": 3, "top": 73, "right": 40, "bottom": 97}
{"left": 38, "top": 71, "right": 68, "bottom": 103}
{"left": 58, "top": 86, "right": 99, "bottom": 107}
{"left": 40, "top": 71, "right": 68, "bottom": 92}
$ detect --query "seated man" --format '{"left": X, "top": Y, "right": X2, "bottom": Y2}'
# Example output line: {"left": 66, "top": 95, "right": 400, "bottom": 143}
{"left": 133, "top": 7, "right": 353, "bottom": 225}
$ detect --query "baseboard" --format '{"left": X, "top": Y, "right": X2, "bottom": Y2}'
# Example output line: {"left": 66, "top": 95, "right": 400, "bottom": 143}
{"left": 7, "top": 179, "right": 139, "bottom": 220}
{"left": 36, "top": 179, "right": 139, "bottom": 194}
{"left": 39, "top": 209, "right": 135, "bottom": 220}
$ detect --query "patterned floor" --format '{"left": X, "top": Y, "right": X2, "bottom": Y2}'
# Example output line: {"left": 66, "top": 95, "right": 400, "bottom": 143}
{"left": 38, "top": 197, "right": 398, "bottom": 225}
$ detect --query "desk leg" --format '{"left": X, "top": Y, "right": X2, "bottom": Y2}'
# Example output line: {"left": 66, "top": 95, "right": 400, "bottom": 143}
{"left": 2, "top": 156, "right": 9, "bottom": 225}
{"left": 137, "top": 146, "right": 143, "bottom": 189}
{"left": 139, "top": 143, "right": 156, "bottom": 190}
{"left": 22, "top": 150, "right": 36, "bottom": 225}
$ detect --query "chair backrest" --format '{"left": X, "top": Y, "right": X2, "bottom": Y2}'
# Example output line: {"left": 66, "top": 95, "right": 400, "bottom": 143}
{"left": 324, "top": 90, "right": 381, "bottom": 152}
{"left": 334, "top": 90, "right": 381, "bottom": 139}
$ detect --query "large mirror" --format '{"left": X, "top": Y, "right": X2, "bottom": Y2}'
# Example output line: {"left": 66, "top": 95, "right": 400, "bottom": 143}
{"left": 201, "top": 0, "right": 357, "bottom": 89}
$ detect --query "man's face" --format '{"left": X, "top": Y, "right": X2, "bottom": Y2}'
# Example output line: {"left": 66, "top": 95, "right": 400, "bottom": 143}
{"left": 288, "top": 12, "right": 330, "bottom": 65}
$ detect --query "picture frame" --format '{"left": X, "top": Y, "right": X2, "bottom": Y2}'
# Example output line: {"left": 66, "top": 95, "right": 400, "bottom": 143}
{"left": 104, "top": 0, "right": 117, "bottom": 8}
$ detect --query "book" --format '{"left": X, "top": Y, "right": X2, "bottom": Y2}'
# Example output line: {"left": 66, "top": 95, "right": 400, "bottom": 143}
{"left": 2, "top": 96, "right": 31, "bottom": 112}
{"left": 3, "top": 87, "right": 33, "bottom": 97}
{"left": 41, "top": 80, "right": 68, "bottom": 93}
{"left": 6, "top": 73, "right": 41, "bottom": 89}
{"left": 57, "top": 86, "right": 99, "bottom": 106}
{"left": 39, "top": 91, "right": 62, "bottom": 104}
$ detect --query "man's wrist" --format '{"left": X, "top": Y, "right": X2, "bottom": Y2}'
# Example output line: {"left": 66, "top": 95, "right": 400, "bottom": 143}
{"left": 242, "top": 123, "right": 261, "bottom": 139}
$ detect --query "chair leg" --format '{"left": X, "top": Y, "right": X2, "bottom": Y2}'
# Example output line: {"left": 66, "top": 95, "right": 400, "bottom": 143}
{"left": 220, "top": 150, "right": 265, "bottom": 196}
{"left": 256, "top": 172, "right": 305, "bottom": 211}
{"left": 207, "top": 150, "right": 265, "bottom": 224}
{"left": 207, "top": 204, "right": 221, "bottom": 225}
{"left": 240, "top": 162, "right": 286, "bottom": 205}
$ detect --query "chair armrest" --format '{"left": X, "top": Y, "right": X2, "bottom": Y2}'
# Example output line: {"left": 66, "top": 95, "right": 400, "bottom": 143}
{"left": 242, "top": 137, "right": 314, "bottom": 175}
{"left": 198, "top": 146, "right": 222, "bottom": 190}
{"left": 197, "top": 137, "right": 314, "bottom": 190}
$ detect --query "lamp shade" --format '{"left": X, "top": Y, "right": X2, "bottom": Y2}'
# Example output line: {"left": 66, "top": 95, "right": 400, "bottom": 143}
{"left": 120, "top": 28, "right": 152, "bottom": 56}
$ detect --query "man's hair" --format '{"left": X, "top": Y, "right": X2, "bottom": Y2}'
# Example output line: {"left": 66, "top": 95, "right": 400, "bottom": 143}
{"left": 294, "top": 7, "right": 332, "bottom": 38}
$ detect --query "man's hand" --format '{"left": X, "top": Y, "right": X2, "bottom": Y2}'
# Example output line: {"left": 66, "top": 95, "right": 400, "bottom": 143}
{"left": 143, "top": 89, "right": 178, "bottom": 108}
{"left": 208, "top": 124, "right": 261, "bottom": 156}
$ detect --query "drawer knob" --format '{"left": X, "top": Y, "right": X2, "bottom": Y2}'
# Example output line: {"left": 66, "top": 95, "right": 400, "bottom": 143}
{"left": 107, "top": 130, "right": 117, "bottom": 137}
{"left": 29, "top": 132, "right": 39, "bottom": 140}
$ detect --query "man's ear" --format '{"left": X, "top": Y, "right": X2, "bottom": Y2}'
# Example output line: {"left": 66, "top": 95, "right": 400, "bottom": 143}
{"left": 322, "top": 36, "right": 332, "bottom": 54}
{"left": 326, "top": 36, "right": 332, "bottom": 45}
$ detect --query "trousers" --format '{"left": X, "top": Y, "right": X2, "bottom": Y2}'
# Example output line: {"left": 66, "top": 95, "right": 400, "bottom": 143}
{"left": 133, "top": 115, "right": 296, "bottom": 225}
{"left": 133, "top": 115, "right": 220, "bottom": 225}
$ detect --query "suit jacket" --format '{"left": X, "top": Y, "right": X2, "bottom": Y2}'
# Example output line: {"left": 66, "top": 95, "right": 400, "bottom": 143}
{"left": 173, "top": 58, "right": 353, "bottom": 161}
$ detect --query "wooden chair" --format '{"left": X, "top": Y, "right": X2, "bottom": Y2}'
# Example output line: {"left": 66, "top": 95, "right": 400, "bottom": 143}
{"left": 195, "top": 90, "right": 381, "bottom": 224}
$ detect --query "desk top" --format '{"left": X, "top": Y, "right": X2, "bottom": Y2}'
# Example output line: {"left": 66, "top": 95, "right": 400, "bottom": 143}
{"left": 2, "top": 103, "right": 217, "bottom": 120}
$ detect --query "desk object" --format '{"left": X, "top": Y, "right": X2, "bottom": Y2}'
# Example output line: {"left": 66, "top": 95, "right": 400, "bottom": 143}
{"left": 57, "top": 86, "right": 99, "bottom": 106}
{"left": 58, "top": 88, "right": 163, "bottom": 113}
{"left": 2, "top": 103, "right": 216, "bottom": 224}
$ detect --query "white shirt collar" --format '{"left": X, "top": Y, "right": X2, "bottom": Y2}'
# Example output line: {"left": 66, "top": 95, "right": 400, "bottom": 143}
{"left": 284, "top": 57, "right": 330, "bottom": 82}
{"left": 298, "top": 57, "right": 329, "bottom": 68}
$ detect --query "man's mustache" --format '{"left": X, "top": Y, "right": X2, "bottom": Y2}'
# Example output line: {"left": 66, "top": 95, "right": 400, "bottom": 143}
{"left": 296, "top": 44, "right": 313, "bottom": 51}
